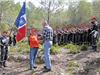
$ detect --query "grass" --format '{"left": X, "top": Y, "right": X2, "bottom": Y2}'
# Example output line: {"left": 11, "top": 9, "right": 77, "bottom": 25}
{"left": 10, "top": 40, "right": 90, "bottom": 55}
{"left": 50, "top": 44, "right": 61, "bottom": 55}
{"left": 10, "top": 40, "right": 30, "bottom": 55}
{"left": 10, "top": 41, "right": 61, "bottom": 55}
{"left": 64, "top": 43, "right": 89, "bottom": 54}
{"left": 64, "top": 43, "right": 81, "bottom": 54}
{"left": 67, "top": 60, "right": 79, "bottom": 75}
{"left": 80, "top": 44, "right": 88, "bottom": 51}
{"left": 40, "top": 44, "right": 61, "bottom": 55}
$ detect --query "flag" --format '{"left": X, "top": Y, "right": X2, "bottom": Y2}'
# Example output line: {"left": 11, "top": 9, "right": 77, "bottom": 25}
{"left": 15, "top": 2, "right": 27, "bottom": 42}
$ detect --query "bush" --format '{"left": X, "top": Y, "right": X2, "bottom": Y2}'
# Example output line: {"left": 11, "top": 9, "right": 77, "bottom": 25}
{"left": 39, "top": 44, "right": 61, "bottom": 55}
{"left": 67, "top": 60, "right": 79, "bottom": 75}
{"left": 64, "top": 43, "right": 80, "bottom": 54}
{"left": 10, "top": 41, "right": 30, "bottom": 54}
{"left": 0, "top": 23, "right": 10, "bottom": 32}
{"left": 50, "top": 45, "right": 61, "bottom": 55}
{"left": 67, "top": 60, "right": 79, "bottom": 68}
{"left": 80, "top": 44, "right": 88, "bottom": 51}
{"left": 10, "top": 41, "right": 61, "bottom": 55}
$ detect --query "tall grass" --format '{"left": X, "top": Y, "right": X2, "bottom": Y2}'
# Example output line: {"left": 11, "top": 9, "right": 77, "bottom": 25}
{"left": 64, "top": 43, "right": 80, "bottom": 54}
{"left": 10, "top": 42, "right": 61, "bottom": 55}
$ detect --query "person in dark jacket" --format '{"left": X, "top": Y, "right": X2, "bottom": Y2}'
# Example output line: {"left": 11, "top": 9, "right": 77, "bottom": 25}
{"left": 0, "top": 31, "right": 9, "bottom": 68}
{"left": 90, "top": 16, "right": 99, "bottom": 51}
{"left": 91, "top": 16, "right": 99, "bottom": 31}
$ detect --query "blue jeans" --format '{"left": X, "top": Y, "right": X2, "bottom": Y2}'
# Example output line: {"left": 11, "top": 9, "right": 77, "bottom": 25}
{"left": 44, "top": 41, "right": 52, "bottom": 69}
{"left": 29, "top": 48, "right": 38, "bottom": 69}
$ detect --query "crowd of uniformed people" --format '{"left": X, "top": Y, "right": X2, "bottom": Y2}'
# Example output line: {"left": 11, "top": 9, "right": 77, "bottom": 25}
{"left": 53, "top": 24, "right": 92, "bottom": 45}
{"left": 53, "top": 17, "right": 99, "bottom": 52}
{"left": 53, "top": 16, "right": 99, "bottom": 51}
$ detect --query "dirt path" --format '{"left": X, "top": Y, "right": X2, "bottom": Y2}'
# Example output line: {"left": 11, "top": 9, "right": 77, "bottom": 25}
{"left": 0, "top": 48, "right": 68, "bottom": 75}
{"left": 0, "top": 48, "right": 100, "bottom": 75}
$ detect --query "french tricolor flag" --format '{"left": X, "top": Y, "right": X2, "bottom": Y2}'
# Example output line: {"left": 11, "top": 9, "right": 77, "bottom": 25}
{"left": 15, "top": 2, "right": 27, "bottom": 42}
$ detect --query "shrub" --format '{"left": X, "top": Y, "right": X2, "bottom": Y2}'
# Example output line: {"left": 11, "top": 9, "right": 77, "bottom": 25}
{"left": 10, "top": 41, "right": 30, "bottom": 54}
{"left": 0, "top": 23, "right": 10, "bottom": 32}
{"left": 10, "top": 41, "right": 61, "bottom": 55}
{"left": 67, "top": 60, "right": 79, "bottom": 75}
{"left": 21, "top": 49, "right": 30, "bottom": 54}
{"left": 68, "top": 60, "right": 79, "bottom": 68}
{"left": 50, "top": 45, "right": 61, "bottom": 55}
{"left": 40, "top": 44, "right": 61, "bottom": 55}
{"left": 80, "top": 44, "right": 88, "bottom": 51}
{"left": 64, "top": 43, "right": 80, "bottom": 54}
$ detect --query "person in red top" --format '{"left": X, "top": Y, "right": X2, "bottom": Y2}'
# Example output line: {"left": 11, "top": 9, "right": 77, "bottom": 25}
{"left": 29, "top": 30, "right": 40, "bottom": 70}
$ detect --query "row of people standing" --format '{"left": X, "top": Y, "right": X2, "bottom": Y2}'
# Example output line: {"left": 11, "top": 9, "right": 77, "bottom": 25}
{"left": 53, "top": 24, "right": 92, "bottom": 45}
{"left": 53, "top": 17, "right": 99, "bottom": 47}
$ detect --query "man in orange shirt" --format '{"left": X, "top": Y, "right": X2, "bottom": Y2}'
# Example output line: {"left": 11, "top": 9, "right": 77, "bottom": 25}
{"left": 29, "top": 31, "right": 39, "bottom": 70}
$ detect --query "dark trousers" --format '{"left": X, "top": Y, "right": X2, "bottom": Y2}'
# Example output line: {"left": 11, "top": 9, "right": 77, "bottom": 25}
{"left": 92, "top": 38, "right": 97, "bottom": 51}
{"left": 13, "top": 40, "right": 16, "bottom": 46}
{"left": 0, "top": 46, "right": 8, "bottom": 66}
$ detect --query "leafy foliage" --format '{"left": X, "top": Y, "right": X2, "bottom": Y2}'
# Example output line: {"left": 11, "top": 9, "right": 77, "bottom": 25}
{"left": 0, "top": 0, "right": 20, "bottom": 32}
{"left": 50, "top": 44, "right": 61, "bottom": 55}
{"left": 64, "top": 43, "right": 80, "bottom": 54}
{"left": 92, "top": 1, "right": 100, "bottom": 21}
{"left": 10, "top": 41, "right": 30, "bottom": 54}
{"left": 40, "top": 44, "right": 61, "bottom": 55}
{"left": 0, "top": 0, "right": 99, "bottom": 30}
{"left": 67, "top": 60, "right": 79, "bottom": 75}
{"left": 80, "top": 44, "right": 88, "bottom": 51}
{"left": 67, "top": 0, "right": 92, "bottom": 24}
{"left": 10, "top": 41, "right": 61, "bottom": 55}
{"left": 0, "top": 23, "right": 10, "bottom": 31}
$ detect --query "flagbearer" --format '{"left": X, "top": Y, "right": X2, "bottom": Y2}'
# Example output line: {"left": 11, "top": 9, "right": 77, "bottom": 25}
{"left": 29, "top": 30, "right": 40, "bottom": 70}
{"left": 0, "top": 31, "right": 9, "bottom": 68}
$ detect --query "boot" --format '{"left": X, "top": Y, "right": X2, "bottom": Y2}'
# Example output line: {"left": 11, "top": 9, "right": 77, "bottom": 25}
{"left": 3, "top": 62, "right": 7, "bottom": 67}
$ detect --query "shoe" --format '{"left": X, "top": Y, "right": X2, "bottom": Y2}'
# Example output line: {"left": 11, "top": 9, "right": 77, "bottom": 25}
{"left": 33, "top": 66, "right": 37, "bottom": 69}
{"left": 43, "top": 68, "right": 51, "bottom": 72}
{"left": 3, "top": 64, "right": 7, "bottom": 67}
{"left": 3, "top": 63, "right": 7, "bottom": 67}
{"left": 0, "top": 65, "right": 3, "bottom": 68}
{"left": 29, "top": 68, "right": 34, "bottom": 70}
{"left": 93, "top": 50, "right": 97, "bottom": 52}
{"left": 0, "top": 63, "right": 3, "bottom": 68}
{"left": 44, "top": 66, "right": 47, "bottom": 69}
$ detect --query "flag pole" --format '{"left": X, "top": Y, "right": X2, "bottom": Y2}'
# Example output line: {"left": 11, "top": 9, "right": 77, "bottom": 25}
{"left": 24, "top": 0, "right": 29, "bottom": 42}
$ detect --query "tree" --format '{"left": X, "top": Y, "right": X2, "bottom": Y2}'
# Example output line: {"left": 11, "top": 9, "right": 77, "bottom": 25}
{"left": 26, "top": 2, "right": 44, "bottom": 29}
{"left": 76, "top": 0, "right": 92, "bottom": 23}
{"left": 67, "top": 0, "right": 92, "bottom": 24}
{"left": 67, "top": 0, "right": 79, "bottom": 24}
{"left": 39, "top": 0, "right": 65, "bottom": 24}
{"left": 0, "top": 0, "right": 21, "bottom": 32}
{"left": 92, "top": 0, "right": 100, "bottom": 21}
